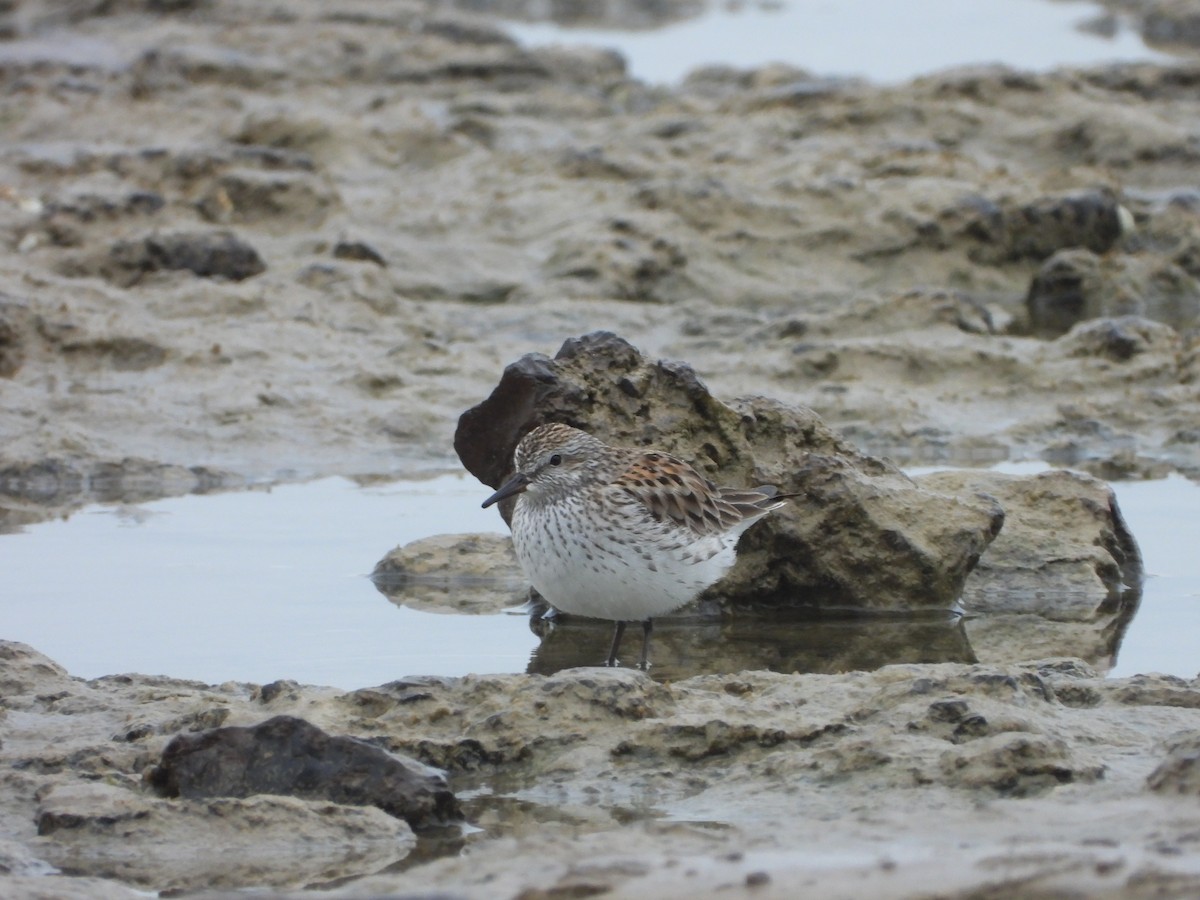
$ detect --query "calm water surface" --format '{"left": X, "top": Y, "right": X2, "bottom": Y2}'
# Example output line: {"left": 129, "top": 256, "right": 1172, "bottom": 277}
{"left": 503, "top": 0, "right": 1174, "bottom": 85}
{"left": 0, "top": 468, "right": 1195, "bottom": 687}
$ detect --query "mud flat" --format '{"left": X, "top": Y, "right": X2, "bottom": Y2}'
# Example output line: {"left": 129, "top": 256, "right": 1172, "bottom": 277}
{"left": 1, "top": 0, "right": 1199, "bottom": 521}
{"left": 1, "top": 0, "right": 1199, "bottom": 897}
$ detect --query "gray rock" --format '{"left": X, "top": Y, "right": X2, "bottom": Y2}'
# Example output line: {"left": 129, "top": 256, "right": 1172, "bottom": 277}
{"left": 456, "top": 331, "right": 1004, "bottom": 611}
{"left": 146, "top": 714, "right": 462, "bottom": 829}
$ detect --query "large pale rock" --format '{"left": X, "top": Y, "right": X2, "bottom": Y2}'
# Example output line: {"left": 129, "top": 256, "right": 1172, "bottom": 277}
{"left": 455, "top": 331, "right": 1003, "bottom": 611}
{"left": 915, "top": 468, "right": 1142, "bottom": 670}
{"left": 371, "top": 532, "right": 527, "bottom": 614}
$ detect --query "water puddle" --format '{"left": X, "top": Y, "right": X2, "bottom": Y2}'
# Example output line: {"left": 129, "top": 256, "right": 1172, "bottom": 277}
{"left": 0, "top": 470, "right": 1195, "bottom": 686}
{"left": 503, "top": 0, "right": 1175, "bottom": 85}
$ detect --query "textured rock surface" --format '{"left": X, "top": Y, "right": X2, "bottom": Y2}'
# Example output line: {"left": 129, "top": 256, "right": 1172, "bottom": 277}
{"left": 916, "top": 467, "right": 1143, "bottom": 670}
{"left": 1, "top": 1, "right": 1200, "bottom": 537}
{"left": 5, "top": 641, "right": 1200, "bottom": 898}
{"left": 456, "top": 331, "right": 1004, "bottom": 612}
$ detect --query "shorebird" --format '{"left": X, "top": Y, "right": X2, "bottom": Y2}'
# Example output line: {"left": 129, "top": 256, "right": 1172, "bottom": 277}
{"left": 481, "top": 423, "right": 787, "bottom": 668}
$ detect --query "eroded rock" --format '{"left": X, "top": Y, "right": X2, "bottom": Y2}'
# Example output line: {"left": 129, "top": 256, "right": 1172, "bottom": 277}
{"left": 195, "top": 168, "right": 341, "bottom": 229}
{"left": 0, "top": 298, "right": 29, "bottom": 378}
{"left": 952, "top": 189, "right": 1127, "bottom": 264}
{"left": 915, "top": 468, "right": 1142, "bottom": 670}
{"left": 456, "top": 331, "right": 1003, "bottom": 611}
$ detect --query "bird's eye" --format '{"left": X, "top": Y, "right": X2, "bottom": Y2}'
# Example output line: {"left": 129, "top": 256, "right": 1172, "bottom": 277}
{"left": 549, "top": 454, "right": 562, "bottom": 467}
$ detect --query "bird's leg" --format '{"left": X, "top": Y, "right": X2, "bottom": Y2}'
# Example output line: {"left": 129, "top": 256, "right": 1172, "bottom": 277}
{"left": 637, "top": 619, "right": 653, "bottom": 671}
{"left": 606, "top": 620, "right": 627, "bottom": 667}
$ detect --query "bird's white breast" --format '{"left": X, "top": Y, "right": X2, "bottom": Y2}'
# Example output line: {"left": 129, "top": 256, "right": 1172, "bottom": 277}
{"left": 510, "top": 491, "right": 742, "bottom": 622}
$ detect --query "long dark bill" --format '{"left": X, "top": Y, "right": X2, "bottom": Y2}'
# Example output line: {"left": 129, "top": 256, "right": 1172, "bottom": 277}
{"left": 481, "top": 472, "right": 531, "bottom": 509}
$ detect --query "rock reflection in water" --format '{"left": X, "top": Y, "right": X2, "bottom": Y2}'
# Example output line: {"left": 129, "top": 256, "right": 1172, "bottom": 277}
{"left": 370, "top": 574, "right": 1140, "bottom": 680}
{"left": 961, "top": 583, "right": 1142, "bottom": 674}
{"left": 525, "top": 609, "right": 976, "bottom": 680}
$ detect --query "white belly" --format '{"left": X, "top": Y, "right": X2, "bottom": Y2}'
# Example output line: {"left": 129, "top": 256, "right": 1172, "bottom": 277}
{"left": 510, "top": 494, "right": 740, "bottom": 622}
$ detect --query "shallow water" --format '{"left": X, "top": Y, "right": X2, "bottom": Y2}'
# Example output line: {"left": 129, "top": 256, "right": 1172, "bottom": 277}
{"left": 0, "top": 468, "right": 1195, "bottom": 687}
{"left": 504, "top": 0, "right": 1174, "bottom": 85}
{"left": 0, "top": 475, "right": 535, "bottom": 687}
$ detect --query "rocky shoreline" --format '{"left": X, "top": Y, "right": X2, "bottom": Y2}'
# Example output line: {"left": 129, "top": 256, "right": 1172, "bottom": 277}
{"left": 4, "top": 640, "right": 1200, "bottom": 898}
{"left": 2, "top": 0, "right": 1200, "bottom": 896}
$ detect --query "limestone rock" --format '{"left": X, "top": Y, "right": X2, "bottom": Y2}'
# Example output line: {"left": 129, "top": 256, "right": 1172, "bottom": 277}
{"left": 915, "top": 468, "right": 1142, "bottom": 670}
{"left": 0, "top": 641, "right": 75, "bottom": 701}
{"left": 456, "top": 331, "right": 1004, "bottom": 611}
{"left": 371, "top": 532, "right": 528, "bottom": 614}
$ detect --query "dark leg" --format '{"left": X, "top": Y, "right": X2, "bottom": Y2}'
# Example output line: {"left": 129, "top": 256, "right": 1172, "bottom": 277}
{"left": 606, "top": 620, "right": 627, "bottom": 667}
{"left": 637, "top": 619, "right": 653, "bottom": 671}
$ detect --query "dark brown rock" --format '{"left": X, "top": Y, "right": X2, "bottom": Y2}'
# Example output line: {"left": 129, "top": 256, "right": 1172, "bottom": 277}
{"left": 103, "top": 230, "right": 266, "bottom": 285}
{"left": 333, "top": 239, "right": 387, "bottom": 267}
{"left": 456, "top": 331, "right": 1004, "bottom": 611}
{"left": 1027, "top": 249, "right": 1200, "bottom": 338}
{"left": 146, "top": 715, "right": 462, "bottom": 830}
{"left": 955, "top": 189, "right": 1125, "bottom": 264}
{"left": 0, "top": 297, "right": 31, "bottom": 378}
